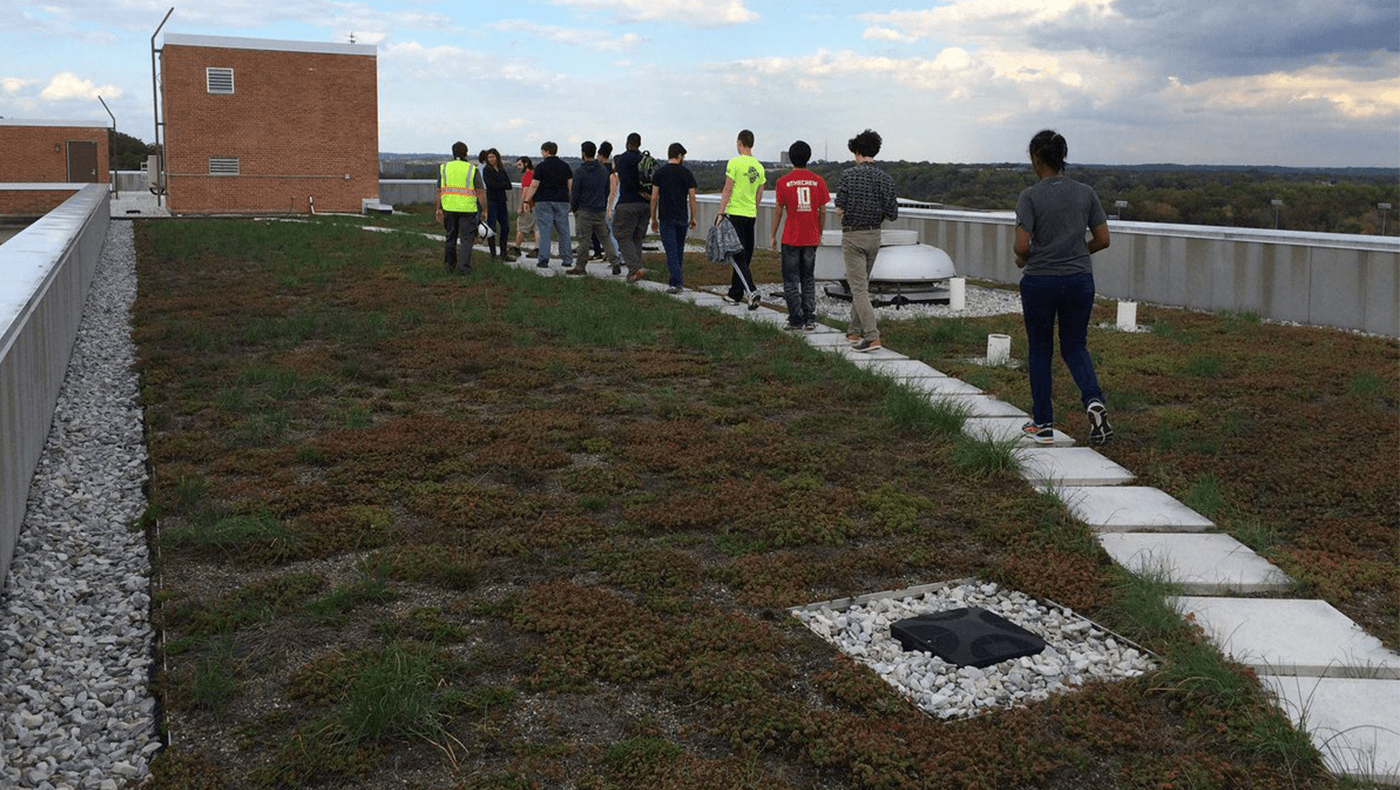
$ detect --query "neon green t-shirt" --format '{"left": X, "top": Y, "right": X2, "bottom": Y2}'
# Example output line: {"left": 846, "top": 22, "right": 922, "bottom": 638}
{"left": 725, "top": 155, "right": 765, "bottom": 218}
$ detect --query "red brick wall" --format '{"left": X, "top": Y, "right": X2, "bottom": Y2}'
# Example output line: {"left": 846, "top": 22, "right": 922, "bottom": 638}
{"left": 0, "top": 189, "right": 79, "bottom": 216}
{"left": 0, "top": 126, "right": 110, "bottom": 185}
{"left": 161, "top": 43, "right": 379, "bottom": 214}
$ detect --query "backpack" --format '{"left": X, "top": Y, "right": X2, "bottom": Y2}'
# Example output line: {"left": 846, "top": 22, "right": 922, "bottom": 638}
{"left": 636, "top": 150, "right": 659, "bottom": 197}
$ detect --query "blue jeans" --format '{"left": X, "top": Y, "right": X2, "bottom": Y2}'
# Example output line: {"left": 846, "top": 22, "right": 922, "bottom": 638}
{"left": 780, "top": 244, "right": 817, "bottom": 326}
{"left": 1019, "top": 272, "right": 1104, "bottom": 426}
{"left": 485, "top": 197, "right": 510, "bottom": 249}
{"left": 658, "top": 219, "right": 688, "bottom": 287}
{"left": 534, "top": 201, "right": 572, "bottom": 267}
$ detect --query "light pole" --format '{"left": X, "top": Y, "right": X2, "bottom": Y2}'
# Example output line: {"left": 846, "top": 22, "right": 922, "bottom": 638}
{"left": 1114, "top": 199, "right": 1129, "bottom": 221}
{"left": 1271, "top": 199, "right": 1284, "bottom": 229}
{"left": 1380, "top": 202, "right": 1392, "bottom": 236}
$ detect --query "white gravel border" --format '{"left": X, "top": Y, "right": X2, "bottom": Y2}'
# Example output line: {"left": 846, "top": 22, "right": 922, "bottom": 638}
{"left": 0, "top": 221, "right": 159, "bottom": 790}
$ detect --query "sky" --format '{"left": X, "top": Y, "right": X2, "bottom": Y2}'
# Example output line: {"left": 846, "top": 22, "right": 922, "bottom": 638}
{"left": 2, "top": 0, "right": 1398, "bottom": 167}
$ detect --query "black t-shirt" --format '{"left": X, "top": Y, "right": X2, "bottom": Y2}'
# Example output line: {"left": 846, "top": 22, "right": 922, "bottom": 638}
{"left": 651, "top": 163, "right": 697, "bottom": 222}
{"left": 532, "top": 156, "right": 572, "bottom": 203}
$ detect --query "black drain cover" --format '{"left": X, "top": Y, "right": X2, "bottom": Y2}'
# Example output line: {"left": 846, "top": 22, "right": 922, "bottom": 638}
{"left": 890, "top": 607, "right": 1047, "bottom": 668}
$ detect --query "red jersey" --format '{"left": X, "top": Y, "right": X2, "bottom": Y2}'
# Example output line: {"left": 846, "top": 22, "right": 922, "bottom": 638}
{"left": 774, "top": 168, "right": 830, "bottom": 246}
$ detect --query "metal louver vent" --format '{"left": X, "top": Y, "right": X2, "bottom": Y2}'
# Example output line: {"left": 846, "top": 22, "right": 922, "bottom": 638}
{"left": 206, "top": 67, "right": 234, "bottom": 94}
{"left": 208, "top": 157, "right": 240, "bottom": 175}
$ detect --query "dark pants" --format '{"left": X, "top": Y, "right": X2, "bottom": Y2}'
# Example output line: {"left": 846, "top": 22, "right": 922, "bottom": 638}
{"left": 1019, "top": 271, "right": 1104, "bottom": 426}
{"left": 485, "top": 197, "right": 510, "bottom": 256}
{"left": 443, "top": 210, "right": 478, "bottom": 272}
{"left": 658, "top": 219, "right": 688, "bottom": 287}
{"left": 574, "top": 209, "right": 618, "bottom": 266}
{"left": 725, "top": 214, "right": 756, "bottom": 300}
{"left": 780, "top": 244, "right": 817, "bottom": 326}
{"left": 613, "top": 202, "right": 649, "bottom": 274}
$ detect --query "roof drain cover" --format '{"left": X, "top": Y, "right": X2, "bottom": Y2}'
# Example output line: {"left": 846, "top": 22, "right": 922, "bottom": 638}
{"left": 890, "top": 607, "right": 1047, "bottom": 668}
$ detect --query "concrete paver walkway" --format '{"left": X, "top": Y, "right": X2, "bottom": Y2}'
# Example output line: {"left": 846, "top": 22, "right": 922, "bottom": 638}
{"left": 502, "top": 255, "right": 1399, "bottom": 785}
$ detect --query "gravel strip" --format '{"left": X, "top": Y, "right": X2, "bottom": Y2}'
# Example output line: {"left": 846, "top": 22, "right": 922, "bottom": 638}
{"left": 793, "top": 581, "right": 1156, "bottom": 720}
{"left": 747, "top": 281, "right": 1027, "bottom": 323}
{"left": 0, "top": 221, "right": 159, "bottom": 790}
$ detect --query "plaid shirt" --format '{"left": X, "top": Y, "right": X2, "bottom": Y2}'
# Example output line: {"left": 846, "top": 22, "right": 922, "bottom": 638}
{"left": 835, "top": 162, "right": 898, "bottom": 229}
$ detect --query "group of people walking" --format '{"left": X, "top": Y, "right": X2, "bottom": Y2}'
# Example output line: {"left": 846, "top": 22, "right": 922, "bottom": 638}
{"left": 435, "top": 127, "right": 1115, "bottom": 447}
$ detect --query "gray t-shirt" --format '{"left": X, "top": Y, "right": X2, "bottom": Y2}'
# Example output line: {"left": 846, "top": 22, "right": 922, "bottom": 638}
{"left": 1015, "top": 176, "right": 1107, "bottom": 276}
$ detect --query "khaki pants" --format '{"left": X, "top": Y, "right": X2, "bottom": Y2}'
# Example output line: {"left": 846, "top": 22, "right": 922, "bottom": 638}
{"left": 842, "top": 229, "right": 881, "bottom": 340}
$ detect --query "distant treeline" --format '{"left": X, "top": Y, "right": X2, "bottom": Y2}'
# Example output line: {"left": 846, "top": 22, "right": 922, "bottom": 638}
{"left": 382, "top": 154, "right": 1400, "bottom": 236}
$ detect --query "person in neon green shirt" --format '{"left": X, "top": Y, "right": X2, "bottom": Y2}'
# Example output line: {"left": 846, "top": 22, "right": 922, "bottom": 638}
{"left": 717, "top": 129, "right": 765, "bottom": 309}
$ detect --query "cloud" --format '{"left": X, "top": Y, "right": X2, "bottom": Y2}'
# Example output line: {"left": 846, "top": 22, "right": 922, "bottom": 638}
{"left": 1163, "top": 58, "right": 1400, "bottom": 121}
{"left": 544, "top": 0, "right": 758, "bottom": 27}
{"left": 40, "top": 72, "right": 121, "bottom": 100}
{"left": 2, "top": 77, "right": 39, "bottom": 94}
{"left": 491, "top": 19, "right": 643, "bottom": 51}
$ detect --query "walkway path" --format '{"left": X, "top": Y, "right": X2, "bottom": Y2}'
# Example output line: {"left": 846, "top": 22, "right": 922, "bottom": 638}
{"left": 505, "top": 255, "right": 1399, "bottom": 786}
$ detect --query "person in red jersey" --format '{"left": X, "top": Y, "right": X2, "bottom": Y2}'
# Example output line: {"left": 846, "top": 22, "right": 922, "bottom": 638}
{"left": 770, "top": 140, "right": 830, "bottom": 330}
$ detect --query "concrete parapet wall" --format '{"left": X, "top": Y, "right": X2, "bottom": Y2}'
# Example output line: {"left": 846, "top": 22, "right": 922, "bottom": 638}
{"left": 687, "top": 193, "right": 1400, "bottom": 337}
{"left": 0, "top": 184, "right": 93, "bottom": 218}
{"left": 0, "top": 184, "right": 109, "bottom": 583}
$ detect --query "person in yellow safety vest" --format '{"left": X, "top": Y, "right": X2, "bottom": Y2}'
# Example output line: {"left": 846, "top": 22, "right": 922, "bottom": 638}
{"left": 436, "top": 141, "right": 486, "bottom": 274}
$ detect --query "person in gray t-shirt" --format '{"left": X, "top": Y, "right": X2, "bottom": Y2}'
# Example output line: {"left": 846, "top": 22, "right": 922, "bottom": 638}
{"left": 1013, "top": 129, "right": 1114, "bottom": 447}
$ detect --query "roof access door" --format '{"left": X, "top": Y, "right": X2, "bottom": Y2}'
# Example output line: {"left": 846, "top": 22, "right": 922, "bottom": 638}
{"left": 67, "top": 140, "right": 98, "bottom": 183}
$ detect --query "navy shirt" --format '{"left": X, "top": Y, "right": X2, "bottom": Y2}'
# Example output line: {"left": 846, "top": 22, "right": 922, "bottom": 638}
{"left": 614, "top": 149, "right": 648, "bottom": 205}
{"left": 651, "top": 163, "right": 697, "bottom": 222}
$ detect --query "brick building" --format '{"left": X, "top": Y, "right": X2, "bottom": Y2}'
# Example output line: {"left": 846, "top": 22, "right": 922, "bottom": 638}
{"left": 159, "top": 33, "right": 378, "bottom": 214}
{"left": 0, "top": 119, "right": 110, "bottom": 216}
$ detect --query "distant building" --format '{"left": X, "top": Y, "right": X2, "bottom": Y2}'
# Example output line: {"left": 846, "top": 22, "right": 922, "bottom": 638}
{"left": 0, "top": 119, "right": 110, "bottom": 216}
{"left": 159, "top": 33, "right": 379, "bottom": 214}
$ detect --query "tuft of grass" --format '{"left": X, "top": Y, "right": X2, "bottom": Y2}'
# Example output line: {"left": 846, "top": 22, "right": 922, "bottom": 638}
{"left": 1183, "top": 474, "right": 1227, "bottom": 519}
{"left": 1233, "top": 516, "right": 1284, "bottom": 554}
{"left": 161, "top": 511, "right": 298, "bottom": 559}
{"left": 882, "top": 383, "right": 970, "bottom": 437}
{"left": 949, "top": 433, "right": 1022, "bottom": 478}
{"left": 1347, "top": 370, "right": 1385, "bottom": 398}
{"left": 341, "top": 644, "right": 463, "bottom": 744}
{"left": 304, "top": 560, "right": 399, "bottom": 622}
{"left": 190, "top": 636, "right": 239, "bottom": 714}
{"left": 1185, "top": 354, "right": 1224, "bottom": 378}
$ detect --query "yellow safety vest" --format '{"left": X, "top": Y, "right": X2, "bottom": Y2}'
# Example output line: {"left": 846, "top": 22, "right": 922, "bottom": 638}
{"left": 439, "top": 160, "right": 479, "bottom": 212}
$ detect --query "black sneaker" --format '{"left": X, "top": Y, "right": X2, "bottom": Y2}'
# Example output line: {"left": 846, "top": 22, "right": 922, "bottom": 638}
{"left": 611, "top": 264, "right": 622, "bottom": 276}
{"left": 747, "top": 292, "right": 761, "bottom": 310}
{"left": 783, "top": 323, "right": 804, "bottom": 331}
{"left": 721, "top": 294, "right": 741, "bottom": 305}
{"left": 666, "top": 286, "right": 683, "bottom": 294}
{"left": 802, "top": 323, "right": 816, "bottom": 331}
{"left": 1021, "top": 422, "right": 1054, "bottom": 445}
{"left": 536, "top": 260, "right": 549, "bottom": 269}
{"left": 1087, "top": 400, "right": 1114, "bottom": 446}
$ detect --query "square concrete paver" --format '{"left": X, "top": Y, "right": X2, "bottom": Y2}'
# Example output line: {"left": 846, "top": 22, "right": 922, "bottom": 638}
{"left": 830, "top": 344, "right": 909, "bottom": 362}
{"left": 1171, "top": 597, "right": 1400, "bottom": 679}
{"left": 900, "top": 376, "right": 984, "bottom": 396}
{"left": 1098, "top": 532, "right": 1292, "bottom": 593}
{"left": 846, "top": 357, "right": 946, "bottom": 378}
{"left": 681, "top": 292, "right": 726, "bottom": 307}
{"left": 932, "top": 394, "right": 1028, "bottom": 419}
{"left": 964, "top": 416, "right": 1075, "bottom": 446}
{"left": 1258, "top": 675, "right": 1400, "bottom": 785}
{"left": 1054, "top": 486, "right": 1215, "bottom": 532}
{"left": 1015, "top": 447, "right": 1135, "bottom": 486}
{"left": 803, "top": 331, "right": 855, "bottom": 349}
